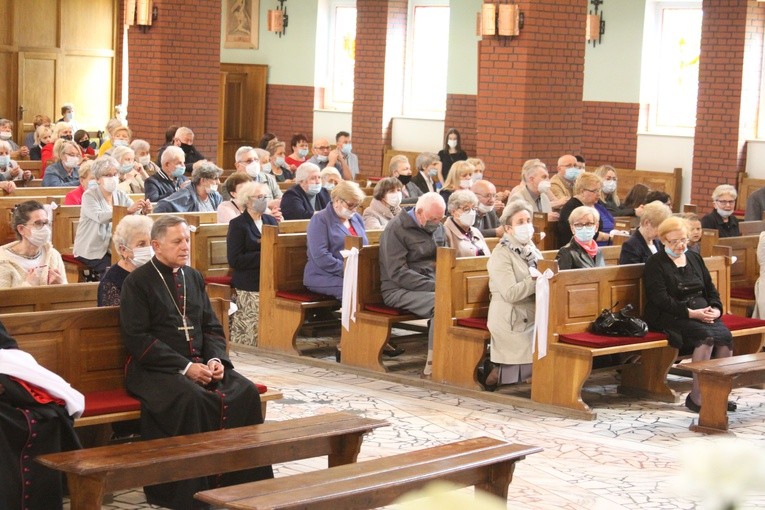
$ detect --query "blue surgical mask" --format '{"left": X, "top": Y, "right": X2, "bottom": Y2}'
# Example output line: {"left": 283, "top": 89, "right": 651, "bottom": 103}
{"left": 307, "top": 183, "right": 322, "bottom": 196}
{"left": 665, "top": 246, "right": 687, "bottom": 258}
{"left": 574, "top": 225, "right": 596, "bottom": 243}
{"left": 261, "top": 162, "right": 272, "bottom": 174}
{"left": 428, "top": 168, "right": 438, "bottom": 178}
{"left": 119, "top": 163, "right": 134, "bottom": 174}
{"left": 113, "top": 139, "right": 128, "bottom": 147}
{"left": 275, "top": 156, "right": 285, "bottom": 167}
{"left": 0, "top": 155, "right": 9, "bottom": 167}
{"left": 602, "top": 180, "right": 617, "bottom": 194}
{"left": 298, "top": 148, "right": 309, "bottom": 158}
{"left": 172, "top": 165, "right": 185, "bottom": 178}
{"left": 317, "top": 155, "right": 328, "bottom": 163}
{"left": 341, "top": 144, "right": 352, "bottom": 156}
{"left": 87, "top": 180, "right": 98, "bottom": 189}
{"left": 324, "top": 183, "right": 335, "bottom": 191}
{"left": 565, "top": 167, "right": 581, "bottom": 182}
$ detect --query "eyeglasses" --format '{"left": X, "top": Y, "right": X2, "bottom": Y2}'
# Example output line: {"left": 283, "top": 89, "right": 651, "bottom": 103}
{"left": 475, "top": 192, "right": 497, "bottom": 199}
{"left": 715, "top": 200, "right": 735, "bottom": 206}
{"left": 342, "top": 199, "right": 360, "bottom": 210}
{"left": 314, "top": 146, "right": 330, "bottom": 151}
{"left": 25, "top": 220, "right": 50, "bottom": 229}
{"left": 666, "top": 238, "right": 688, "bottom": 246}
{"left": 253, "top": 195, "right": 268, "bottom": 200}
{"left": 573, "top": 222, "right": 596, "bottom": 229}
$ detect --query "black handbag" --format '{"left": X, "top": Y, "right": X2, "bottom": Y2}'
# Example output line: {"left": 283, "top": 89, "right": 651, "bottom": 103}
{"left": 590, "top": 303, "right": 648, "bottom": 337}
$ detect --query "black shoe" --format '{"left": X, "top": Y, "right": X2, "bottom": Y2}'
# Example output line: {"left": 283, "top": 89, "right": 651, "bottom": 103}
{"left": 478, "top": 357, "right": 497, "bottom": 392}
{"left": 728, "top": 400, "right": 737, "bottom": 412}
{"left": 335, "top": 348, "right": 341, "bottom": 363}
{"left": 685, "top": 394, "right": 701, "bottom": 413}
{"left": 382, "top": 344, "right": 405, "bottom": 357}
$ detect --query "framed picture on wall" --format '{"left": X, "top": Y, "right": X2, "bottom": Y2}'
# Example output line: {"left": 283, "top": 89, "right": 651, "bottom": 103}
{"left": 224, "top": 0, "right": 259, "bottom": 49}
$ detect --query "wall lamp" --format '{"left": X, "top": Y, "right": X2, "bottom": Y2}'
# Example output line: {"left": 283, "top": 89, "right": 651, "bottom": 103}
{"left": 479, "top": 2, "right": 523, "bottom": 38}
{"left": 125, "top": 0, "right": 158, "bottom": 33}
{"left": 268, "top": 0, "right": 289, "bottom": 37}
{"left": 587, "top": 0, "right": 606, "bottom": 46}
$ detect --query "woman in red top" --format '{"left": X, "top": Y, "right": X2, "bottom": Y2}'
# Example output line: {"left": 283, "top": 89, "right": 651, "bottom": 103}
{"left": 74, "top": 130, "right": 96, "bottom": 160}
{"left": 284, "top": 133, "right": 310, "bottom": 173}
{"left": 63, "top": 160, "right": 95, "bottom": 205}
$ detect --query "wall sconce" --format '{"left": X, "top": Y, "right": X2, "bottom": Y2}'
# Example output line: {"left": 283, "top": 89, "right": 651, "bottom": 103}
{"left": 479, "top": 2, "right": 523, "bottom": 38}
{"left": 125, "top": 0, "right": 158, "bottom": 33}
{"left": 268, "top": 0, "right": 289, "bottom": 37}
{"left": 587, "top": 0, "right": 606, "bottom": 46}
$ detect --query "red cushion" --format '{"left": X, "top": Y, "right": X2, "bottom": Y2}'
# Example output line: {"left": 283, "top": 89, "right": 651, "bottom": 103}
{"left": 275, "top": 290, "right": 335, "bottom": 302}
{"left": 721, "top": 314, "right": 765, "bottom": 331}
{"left": 456, "top": 317, "right": 489, "bottom": 330}
{"left": 61, "top": 254, "right": 86, "bottom": 267}
{"left": 364, "top": 304, "right": 410, "bottom": 316}
{"left": 734, "top": 209, "right": 745, "bottom": 217}
{"left": 559, "top": 331, "right": 667, "bottom": 348}
{"left": 82, "top": 389, "right": 140, "bottom": 417}
{"left": 730, "top": 287, "right": 755, "bottom": 300}
{"left": 255, "top": 383, "right": 267, "bottom": 394}
{"left": 205, "top": 276, "right": 232, "bottom": 286}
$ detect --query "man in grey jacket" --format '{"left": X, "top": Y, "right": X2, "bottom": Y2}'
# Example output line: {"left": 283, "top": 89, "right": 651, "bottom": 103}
{"left": 379, "top": 192, "right": 447, "bottom": 377}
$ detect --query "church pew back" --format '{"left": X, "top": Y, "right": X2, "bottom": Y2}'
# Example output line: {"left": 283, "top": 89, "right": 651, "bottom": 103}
{"left": 0, "top": 282, "right": 99, "bottom": 314}
{"left": 735, "top": 174, "right": 765, "bottom": 212}
{"left": 0, "top": 195, "right": 58, "bottom": 244}
{"left": 51, "top": 205, "right": 81, "bottom": 255}
{"left": 615, "top": 167, "right": 682, "bottom": 212}
{"left": 2, "top": 186, "right": 75, "bottom": 197}
{"left": 533, "top": 212, "right": 557, "bottom": 251}
{"left": 190, "top": 223, "right": 230, "bottom": 277}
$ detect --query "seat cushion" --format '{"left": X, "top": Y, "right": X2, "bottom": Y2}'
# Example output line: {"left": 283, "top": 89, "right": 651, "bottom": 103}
{"left": 364, "top": 304, "right": 410, "bottom": 316}
{"left": 721, "top": 314, "right": 765, "bottom": 331}
{"left": 455, "top": 317, "right": 489, "bottom": 330}
{"left": 559, "top": 331, "right": 667, "bottom": 348}
{"left": 205, "top": 275, "right": 232, "bottom": 286}
{"left": 61, "top": 254, "right": 86, "bottom": 267}
{"left": 82, "top": 389, "right": 140, "bottom": 417}
{"left": 730, "top": 286, "right": 755, "bottom": 300}
{"left": 276, "top": 290, "right": 335, "bottom": 302}
{"left": 255, "top": 383, "right": 267, "bottom": 394}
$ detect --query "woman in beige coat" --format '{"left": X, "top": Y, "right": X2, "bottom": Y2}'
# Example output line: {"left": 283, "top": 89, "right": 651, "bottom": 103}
{"left": 481, "top": 199, "right": 541, "bottom": 390}
{"left": 443, "top": 190, "right": 491, "bottom": 257}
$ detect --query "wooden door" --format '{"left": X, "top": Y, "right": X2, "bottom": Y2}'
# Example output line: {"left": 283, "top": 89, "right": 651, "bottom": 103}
{"left": 218, "top": 64, "right": 268, "bottom": 170}
{"left": 18, "top": 52, "right": 58, "bottom": 138}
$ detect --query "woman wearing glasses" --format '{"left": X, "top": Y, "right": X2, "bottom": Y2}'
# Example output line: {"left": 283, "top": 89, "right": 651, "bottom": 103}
{"left": 555, "top": 205, "right": 606, "bottom": 269}
{"left": 557, "top": 172, "right": 616, "bottom": 248}
{"left": 644, "top": 216, "right": 734, "bottom": 413}
{"left": 0, "top": 200, "right": 66, "bottom": 287}
{"left": 700, "top": 184, "right": 740, "bottom": 238}
{"left": 443, "top": 190, "right": 491, "bottom": 257}
{"left": 303, "top": 180, "right": 367, "bottom": 301}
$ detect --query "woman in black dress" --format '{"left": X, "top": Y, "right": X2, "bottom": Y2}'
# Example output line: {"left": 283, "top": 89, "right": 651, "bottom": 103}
{"left": 97, "top": 215, "right": 154, "bottom": 306}
{"left": 438, "top": 127, "right": 468, "bottom": 185}
{"left": 644, "top": 216, "right": 735, "bottom": 413}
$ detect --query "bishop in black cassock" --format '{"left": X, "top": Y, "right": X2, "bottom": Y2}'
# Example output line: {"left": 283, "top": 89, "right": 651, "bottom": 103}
{"left": 120, "top": 217, "right": 273, "bottom": 510}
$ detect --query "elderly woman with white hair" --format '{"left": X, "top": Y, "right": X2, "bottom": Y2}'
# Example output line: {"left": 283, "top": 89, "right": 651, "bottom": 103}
{"left": 618, "top": 200, "right": 672, "bottom": 265}
{"left": 480, "top": 199, "right": 542, "bottom": 390}
{"left": 443, "top": 189, "right": 491, "bottom": 257}
{"left": 154, "top": 161, "right": 222, "bottom": 213}
{"left": 556, "top": 205, "right": 605, "bottom": 269}
{"left": 130, "top": 139, "right": 160, "bottom": 176}
{"left": 281, "top": 162, "right": 331, "bottom": 219}
{"left": 226, "top": 181, "right": 279, "bottom": 346}
{"left": 701, "top": 184, "right": 740, "bottom": 238}
{"left": 73, "top": 157, "right": 151, "bottom": 279}
{"left": 320, "top": 166, "right": 343, "bottom": 192}
{"left": 112, "top": 145, "right": 150, "bottom": 194}
{"left": 98, "top": 214, "right": 154, "bottom": 306}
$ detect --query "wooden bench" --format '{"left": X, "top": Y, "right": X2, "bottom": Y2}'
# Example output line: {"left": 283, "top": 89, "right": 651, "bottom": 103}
{"left": 533, "top": 212, "right": 557, "bottom": 251}
{"left": 383, "top": 147, "right": 422, "bottom": 177}
{"left": 615, "top": 167, "right": 682, "bottom": 212}
{"left": 196, "top": 437, "right": 542, "bottom": 510}
{"left": 714, "top": 234, "right": 760, "bottom": 316}
{"left": 738, "top": 220, "right": 765, "bottom": 235}
{"left": 38, "top": 412, "right": 386, "bottom": 510}
{"left": 0, "top": 195, "right": 59, "bottom": 244}
{"left": 735, "top": 174, "right": 765, "bottom": 213}
{"left": 2, "top": 185, "right": 75, "bottom": 197}
{"left": 685, "top": 352, "right": 765, "bottom": 434}
{"left": 540, "top": 244, "right": 623, "bottom": 266}
{"left": 0, "top": 282, "right": 98, "bottom": 313}
{"left": 339, "top": 236, "right": 423, "bottom": 371}
{"left": 259, "top": 225, "right": 339, "bottom": 353}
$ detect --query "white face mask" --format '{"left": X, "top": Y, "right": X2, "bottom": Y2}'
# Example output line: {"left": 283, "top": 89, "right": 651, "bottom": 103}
{"left": 537, "top": 179, "right": 552, "bottom": 194}
{"left": 139, "top": 155, "right": 151, "bottom": 166}
{"left": 478, "top": 202, "right": 494, "bottom": 214}
{"left": 511, "top": 223, "right": 534, "bottom": 245}
{"left": 245, "top": 161, "right": 260, "bottom": 178}
{"left": 64, "top": 156, "right": 80, "bottom": 169}
{"left": 101, "top": 175, "right": 118, "bottom": 193}
{"left": 129, "top": 246, "right": 153, "bottom": 266}
{"left": 385, "top": 191, "right": 402, "bottom": 207}
{"left": 459, "top": 179, "right": 472, "bottom": 190}
{"left": 447, "top": 139, "right": 458, "bottom": 149}
{"left": 458, "top": 210, "right": 477, "bottom": 228}
{"left": 338, "top": 206, "right": 354, "bottom": 220}
{"left": 602, "top": 180, "right": 617, "bottom": 194}
{"left": 0, "top": 132, "right": 12, "bottom": 140}
{"left": 26, "top": 225, "right": 52, "bottom": 247}
{"left": 716, "top": 207, "right": 733, "bottom": 218}
{"left": 207, "top": 184, "right": 218, "bottom": 194}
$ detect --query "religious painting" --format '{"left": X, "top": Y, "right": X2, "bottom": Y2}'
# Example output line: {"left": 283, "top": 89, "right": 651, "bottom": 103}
{"left": 224, "top": 0, "right": 259, "bottom": 49}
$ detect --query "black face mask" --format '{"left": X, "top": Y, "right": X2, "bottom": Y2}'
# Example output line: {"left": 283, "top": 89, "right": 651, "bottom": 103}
{"left": 398, "top": 175, "right": 412, "bottom": 186}
{"left": 78, "top": 139, "right": 90, "bottom": 149}
{"left": 180, "top": 143, "right": 194, "bottom": 153}
{"left": 61, "top": 135, "right": 73, "bottom": 141}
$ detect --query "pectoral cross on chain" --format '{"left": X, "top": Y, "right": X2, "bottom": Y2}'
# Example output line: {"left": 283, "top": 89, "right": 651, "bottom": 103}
{"left": 178, "top": 316, "right": 193, "bottom": 345}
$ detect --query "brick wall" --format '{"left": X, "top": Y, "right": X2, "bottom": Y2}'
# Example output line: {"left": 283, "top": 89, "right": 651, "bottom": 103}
{"left": 265, "top": 84, "right": 314, "bottom": 143}
{"left": 352, "top": 0, "right": 407, "bottom": 177}
{"left": 582, "top": 101, "right": 639, "bottom": 169}
{"left": 476, "top": 0, "right": 585, "bottom": 189}
{"left": 445, "top": 94, "right": 477, "bottom": 157}
{"left": 126, "top": 0, "right": 221, "bottom": 161}
{"left": 691, "top": 0, "right": 756, "bottom": 205}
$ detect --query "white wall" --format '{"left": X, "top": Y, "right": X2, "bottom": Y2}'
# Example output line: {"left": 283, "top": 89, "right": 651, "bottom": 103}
{"left": 636, "top": 134, "right": 695, "bottom": 206}
{"left": 746, "top": 140, "right": 765, "bottom": 179}
{"left": 313, "top": 110, "right": 352, "bottom": 143}
{"left": 391, "top": 117, "right": 444, "bottom": 152}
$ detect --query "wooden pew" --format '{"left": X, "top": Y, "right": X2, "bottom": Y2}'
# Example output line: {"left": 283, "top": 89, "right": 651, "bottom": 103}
{"left": 17, "top": 160, "right": 42, "bottom": 181}
{"left": 278, "top": 219, "right": 310, "bottom": 233}
{"left": 714, "top": 234, "right": 760, "bottom": 316}
{"left": 0, "top": 282, "right": 98, "bottom": 313}
{"left": 0, "top": 195, "right": 58, "bottom": 244}
{"left": 39, "top": 412, "right": 385, "bottom": 510}
{"left": 686, "top": 351, "right": 765, "bottom": 433}
{"left": 738, "top": 220, "right": 765, "bottom": 236}
{"left": 196, "top": 437, "right": 542, "bottom": 510}
{"left": 383, "top": 147, "right": 421, "bottom": 177}
{"left": 540, "top": 245, "right": 622, "bottom": 266}
{"left": 259, "top": 225, "right": 339, "bottom": 353}
{"left": 51, "top": 205, "right": 81, "bottom": 254}
{"left": 339, "top": 236, "right": 422, "bottom": 371}
{"left": 190, "top": 223, "right": 229, "bottom": 277}
{"left": 2, "top": 185, "right": 75, "bottom": 197}
{"left": 699, "top": 228, "right": 720, "bottom": 257}
{"left": 532, "top": 212, "right": 557, "bottom": 251}
{"left": 615, "top": 167, "right": 683, "bottom": 212}
{"left": 735, "top": 174, "right": 765, "bottom": 213}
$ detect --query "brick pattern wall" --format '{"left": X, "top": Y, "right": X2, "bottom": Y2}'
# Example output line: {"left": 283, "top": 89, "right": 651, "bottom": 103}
{"left": 265, "top": 84, "right": 314, "bottom": 143}
{"left": 126, "top": 0, "right": 221, "bottom": 161}
{"left": 445, "top": 94, "right": 477, "bottom": 157}
{"left": 352, "top": 0, "right": 407, "bottom": 177}
{"left": 691, "top": 0, "right": 750, "bottom": 205}
{"left": 582, "top": 101, "right": 639, "bottom": 169}
{"left": 476, "top": 0, "right": 585, "bottom": 189}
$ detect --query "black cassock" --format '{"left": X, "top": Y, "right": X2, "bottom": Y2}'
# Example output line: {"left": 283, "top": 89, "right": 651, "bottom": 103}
{"left": 120, "top": 258, "right": 273, "bottom": 510}
{"left": 0, "top": 321, "right": 81, "bottom": 510}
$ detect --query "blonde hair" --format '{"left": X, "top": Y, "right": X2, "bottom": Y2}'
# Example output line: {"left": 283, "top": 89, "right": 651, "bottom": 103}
{"left": 657, "top": 216, "right": 689, "bottom": 240}
{"left": 573, "top": 172, "right": 603, "bottom": 195}
{"left": 330, "top": 180, "right": 365, "bottom": 204}
{"left": 443, "top": 160, "right": 475, "bottom": 191}
{"left": 466, "top": 158, "right": 484, "bottom": 173}
{"left": 594, "top": 165, "right": 619, "bottom": 205}
{"left": 34, "top": 125, "right": 53, "bottom": 146}
{"left": 640, "top": 201, "right": 671, "bottom": 228}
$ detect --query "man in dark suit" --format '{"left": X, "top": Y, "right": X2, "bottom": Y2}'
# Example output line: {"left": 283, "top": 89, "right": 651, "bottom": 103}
{"left": 280, "top": 162, "right": 331, "bottom": 219}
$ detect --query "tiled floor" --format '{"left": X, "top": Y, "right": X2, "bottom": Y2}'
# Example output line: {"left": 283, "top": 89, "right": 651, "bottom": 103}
{"left": 67, "top": 331, "right": 765, "bottom": 509}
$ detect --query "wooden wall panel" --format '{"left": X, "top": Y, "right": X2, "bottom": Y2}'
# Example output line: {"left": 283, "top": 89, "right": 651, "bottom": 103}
{"left": 60, "top": 55, "right": 113, "bottom": 127}
{"left": 16, "top": 0, "right": 58, "bottom": 49}
{"left": 0, "top": 52, "right": 14, "bottom": 119}
{"left": 0, "top": 3, "right": 13, "bottom": 46}
{"left": 18, "top": 53, "right": 57, "bottom": 130}
{"left": 61, "top": 0, "right": 114, "bottom": 50}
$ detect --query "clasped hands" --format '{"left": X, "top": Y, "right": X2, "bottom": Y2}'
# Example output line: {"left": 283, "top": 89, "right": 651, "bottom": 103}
{"left": 186, "top": 360, "right": 224, "bottom": 386}
{"left": 689, "top": 306, "right": 720, "bottom": 324}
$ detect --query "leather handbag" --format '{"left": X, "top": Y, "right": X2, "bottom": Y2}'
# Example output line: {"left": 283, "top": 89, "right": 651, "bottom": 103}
{"left": 590, "top": 303, "right": 648, "bottom": 337}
